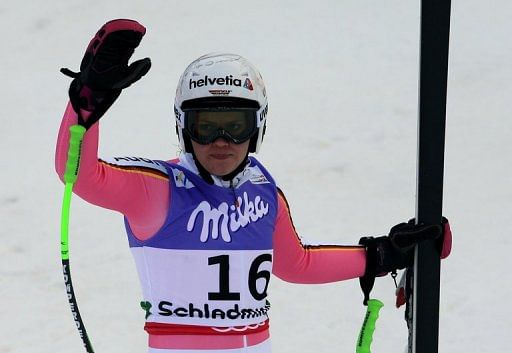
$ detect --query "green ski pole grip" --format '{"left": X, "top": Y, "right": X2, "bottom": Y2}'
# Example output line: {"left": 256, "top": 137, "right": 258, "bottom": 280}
{"left": 64, "top": 124, "right": 86, "bottom": 183}
{"left": 61, "top": 124, "right": 86, "bottom": 260}
{"left": 356, "top": 299, "right": 384, "bottom": 353}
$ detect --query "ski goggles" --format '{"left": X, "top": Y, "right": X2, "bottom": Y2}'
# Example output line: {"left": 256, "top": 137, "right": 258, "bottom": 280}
{"left": 183, "top": 109, "right": 258, "bottom": 145}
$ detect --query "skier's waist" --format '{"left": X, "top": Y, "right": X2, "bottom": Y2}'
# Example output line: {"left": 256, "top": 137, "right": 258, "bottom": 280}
{"left": 146, "top": 320, "right": 270, "bottom": 350}
{"left": 145, "top": 319, "right": 269, "bottom": 335}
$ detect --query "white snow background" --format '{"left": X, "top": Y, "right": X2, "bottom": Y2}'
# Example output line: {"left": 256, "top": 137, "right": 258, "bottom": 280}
{"left": 1, "top": 0, "right": 510, "bottom": 352}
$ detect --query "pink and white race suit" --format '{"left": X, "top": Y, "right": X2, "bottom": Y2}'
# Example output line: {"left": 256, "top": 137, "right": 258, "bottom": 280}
{"left": 55, "top": 103, "right": 367, "bottom": 353}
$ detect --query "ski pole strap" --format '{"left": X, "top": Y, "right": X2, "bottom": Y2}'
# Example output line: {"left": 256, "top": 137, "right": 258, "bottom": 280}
{"left": 356, "top": 299, "right": 384, "bottom": 353}
{"left": 359, "top": 274, "right": 376, "bottom": 306}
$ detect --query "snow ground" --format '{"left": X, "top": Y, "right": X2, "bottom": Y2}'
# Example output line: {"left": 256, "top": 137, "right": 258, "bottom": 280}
{"left": 1, "top": 1, "right": 511, "bottom": 352}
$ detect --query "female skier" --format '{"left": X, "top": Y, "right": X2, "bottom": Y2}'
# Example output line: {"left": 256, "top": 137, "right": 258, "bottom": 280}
{"left": 56, "top": 19, "right": 451, "bottom": 353}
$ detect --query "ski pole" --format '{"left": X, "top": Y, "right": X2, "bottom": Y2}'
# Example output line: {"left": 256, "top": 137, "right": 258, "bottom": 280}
{"left": 60, "top": 124, "right": 95, "bottom": 353}
{"left": 356, "top": 299, "right": 384, "bottom": 353}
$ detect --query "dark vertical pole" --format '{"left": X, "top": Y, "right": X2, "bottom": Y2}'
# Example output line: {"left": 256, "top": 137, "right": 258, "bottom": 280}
{"left": 409, "top": 1, "right": 451, "bottom": 353}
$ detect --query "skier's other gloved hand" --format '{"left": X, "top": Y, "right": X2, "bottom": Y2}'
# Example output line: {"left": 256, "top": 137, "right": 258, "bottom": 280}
{"left": 61, "top": 19, "right": 151, "bottom": 129}
{"left": 358, "top": 217, "right": 452, "bottom": 305}
{"left": 388, "top": 217, "right": 452, "bottom": 260}
{"left": 360, "top": 217, "right": 451, "bottom": 278}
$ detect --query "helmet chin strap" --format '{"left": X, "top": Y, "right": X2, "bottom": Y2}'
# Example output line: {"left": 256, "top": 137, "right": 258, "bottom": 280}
{"left": 190, "top": 148, "right": 249, "bottom": 185}
{"left": 221, "top": 153, "right": 250, "bottom": 181}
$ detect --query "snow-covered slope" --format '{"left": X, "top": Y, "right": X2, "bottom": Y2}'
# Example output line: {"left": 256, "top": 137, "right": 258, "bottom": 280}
{"left": 1, "top": 1, "right": 510, "bottom": 352}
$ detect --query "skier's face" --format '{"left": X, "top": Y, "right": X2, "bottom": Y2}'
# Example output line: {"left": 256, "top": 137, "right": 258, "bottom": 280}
{"left": 191, "top": 138, "right": 250, "bottom": 177}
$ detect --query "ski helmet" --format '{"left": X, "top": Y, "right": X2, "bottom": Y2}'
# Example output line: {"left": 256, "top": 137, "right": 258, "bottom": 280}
{"left": 174, "top": 53, "right": 268, "bottom": 153}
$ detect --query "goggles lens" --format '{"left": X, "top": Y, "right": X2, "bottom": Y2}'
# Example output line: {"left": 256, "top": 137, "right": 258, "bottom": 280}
{"left": 184, "top": 109, "right": 257, "bottom": 144}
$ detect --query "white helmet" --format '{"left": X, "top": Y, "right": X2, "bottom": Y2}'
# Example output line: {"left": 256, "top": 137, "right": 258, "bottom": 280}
{"left": 174, "top": 53, "right": 268, "bottom": 153}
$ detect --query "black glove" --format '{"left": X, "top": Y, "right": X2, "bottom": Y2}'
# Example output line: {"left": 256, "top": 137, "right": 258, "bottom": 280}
{"left": 358, "top": 220, "right": 442, "bottom": 305}
{"left": 61, "top": 19, "right": 151, "bottom": 129}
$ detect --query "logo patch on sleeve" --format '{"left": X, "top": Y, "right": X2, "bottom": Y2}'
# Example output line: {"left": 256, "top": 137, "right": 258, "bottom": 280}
{"left": 102, "top": 156, "right": 169, "bottom": 177}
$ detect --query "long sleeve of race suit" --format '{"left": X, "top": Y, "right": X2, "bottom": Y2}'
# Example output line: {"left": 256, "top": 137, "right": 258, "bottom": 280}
{"left": 55, "top": 102, "right": 367, "bottom": 281}
{"left": 272, "top": 190, "right": 367, "bottom": 283}
{"left": 55, "top": 102, "right": 169, "bottom": 239}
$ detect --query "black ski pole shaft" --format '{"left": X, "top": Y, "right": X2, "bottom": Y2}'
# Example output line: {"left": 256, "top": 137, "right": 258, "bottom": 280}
{"left": 409, "top": 1, "right": 451, "bottom": 353}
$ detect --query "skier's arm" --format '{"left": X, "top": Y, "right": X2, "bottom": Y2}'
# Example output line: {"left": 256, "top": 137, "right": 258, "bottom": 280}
{"left": 55, "top": 103, "right": 169, "bottom": 239}
{"left": 272, "top": 188, "right": 452, "bottom": 284}
{"left": 272, "top": 189, "right": 367, "bottom": 283}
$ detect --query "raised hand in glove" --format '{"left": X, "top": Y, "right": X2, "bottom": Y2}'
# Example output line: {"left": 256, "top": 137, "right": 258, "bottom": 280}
{"left": 61, "top": 19, "right": 151, "bottom": 129}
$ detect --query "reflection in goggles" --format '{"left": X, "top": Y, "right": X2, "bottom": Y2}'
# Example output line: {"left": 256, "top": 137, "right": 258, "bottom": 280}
{"left": 184, "top": 110, "right": 257, "bottom": 144}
